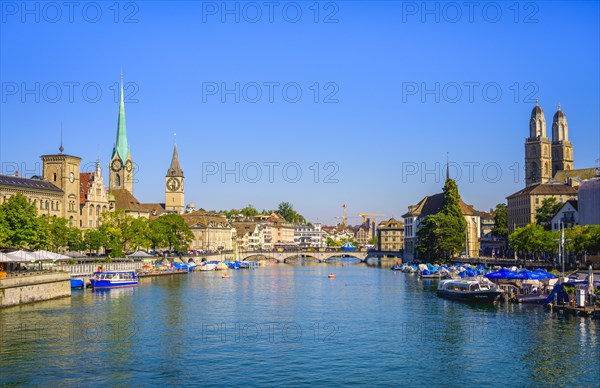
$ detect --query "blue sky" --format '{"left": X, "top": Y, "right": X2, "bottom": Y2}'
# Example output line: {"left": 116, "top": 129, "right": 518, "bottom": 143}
{"left": 1, "top": 1, "right": 599, "bottom": 225}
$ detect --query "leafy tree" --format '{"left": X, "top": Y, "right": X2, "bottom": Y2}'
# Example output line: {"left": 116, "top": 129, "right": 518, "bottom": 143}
{"left": 84, "top": 229, "right": 106, "bottom": 255}
{"left": 276, "top": 202, "right": 306, "bottom": 224}
{"left": 49, "top": 217, "right": 69, "bottom": 251}
{"left": 129, "top": 217, "right": 150, "bottom": 251}
{"left": 367, "top": 236, "right": 378, "bottom": 246}
{"left": 240, "top": 204, "right": 258, "bottom": 218}
{"left": 326, "top": 237, "right": 341, "bottom": 247}
{"left": 67, "top": 227, "right": 84, "bottom": 251}
{"left": 0, "top": 193, "right": 38, "bottom": 248}
{"left": 31, "top": 216, "right": 52, "bottom": 250}
{"left": 492, "top": 203, "right": 508, "bottom": 238}
{"left": 152, "top": 214, "right": 193, "bottom": 251}
{"left": 509, "top": 224, "right": 555, "bottom": 258}
{"left": 147, "top": 218, "right": 168, "bottom": 252}
{"left": 100, "top": 210, "right": 137, "bottom": 254}
{"left": 535, "top": 198, "right": 562, "bottom": 230}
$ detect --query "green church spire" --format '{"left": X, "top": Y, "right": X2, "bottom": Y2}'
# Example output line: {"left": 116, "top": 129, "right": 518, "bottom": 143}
{"left": 112, "top": 72, "right": 129, "bottom": 162}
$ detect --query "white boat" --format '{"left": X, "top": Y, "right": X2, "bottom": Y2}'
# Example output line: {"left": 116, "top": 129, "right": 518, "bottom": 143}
{"left": 198, "top": 263, "right": 217, "bottom": 271}
{"left": 437, "top": 277, "right": 503, "bottom": 303}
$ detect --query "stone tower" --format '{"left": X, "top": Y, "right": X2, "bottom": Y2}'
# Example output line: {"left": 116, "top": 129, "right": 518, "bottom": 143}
{"left": 525, "top": 100, "right": 552, "bottom": 186}
{"left": 165, "top": 144, "right": 184, "bottom": 214}
{"left": 41, "top": 151, "right": 81, "bottom": 227}
{"left": 109, "top": 74, "right": 134, "bottom": 194}
{"left": 551, "top": 104, "right": 573, "bottom": 177}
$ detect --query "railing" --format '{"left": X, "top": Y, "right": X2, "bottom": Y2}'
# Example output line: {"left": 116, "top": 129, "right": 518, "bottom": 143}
{"left": 60, "top": 262, "right": 144, "bottom": 276}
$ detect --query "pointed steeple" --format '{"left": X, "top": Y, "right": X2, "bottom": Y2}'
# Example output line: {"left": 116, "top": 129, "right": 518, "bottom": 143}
{"left": 112, "top": 72, "right": 129, "bottom": 162}
{"left": 166, "top": 144, "right": 184, "bottom": 177}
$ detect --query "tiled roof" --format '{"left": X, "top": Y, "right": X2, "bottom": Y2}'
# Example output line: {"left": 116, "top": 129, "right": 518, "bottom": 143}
{"left": 0, "top": 174, "right": 63, "bottom": 193}
{"left": 232, "top": 222, "right": 257, "bottom": 236}
{"left": 378, "top": 217, "right": 405, "bottom": 229}
{"left": 182, "top": 210, "right": 230, "bottom": 228}
{"left": 403, "top": 193, "right": 479, "bottom": 219}
{"left": 506, "top": 182, "right": 577, "bottom": 199}
{"left": 109, "top": 189, "right": 150, "bottom": 213}
{"left": 553, "top": 168, "right": 597, "bottom": 183}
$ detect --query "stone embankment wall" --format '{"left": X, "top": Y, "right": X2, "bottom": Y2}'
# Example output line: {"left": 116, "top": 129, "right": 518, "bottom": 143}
{"left": 0, "top": 272, "right": 71, "bottom": 308}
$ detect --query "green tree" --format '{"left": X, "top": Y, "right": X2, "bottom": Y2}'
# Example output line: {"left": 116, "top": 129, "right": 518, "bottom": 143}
{"left": 99, "top": 210, "right": 139, "bottom": 255}
{"left": 48, "top": 217, "right": 69, "bottom": 251}
{"left": 535, "top": 197, "right": 562, "bottom": 230}
{"left": 84, "top": 229, "right": 106, "bottom": 255}
{"left": 31, "top": 216, "right": 52, "bottom": 250}
{"left": 0, "top": 193, "right": 38, "bottom": 248}
{"left": 67, "top": 227, "right": 84, "bottom": 251}
{"left": 509, "top": 223, "right": 555, "bottom": 258}
{"left": 492, "top": 203, "right": 508, "bottom": 238}
{"left": 152, "top": 214, "right": 193, "bottom": 252}
{"left": 147, "top": 218, "right": 168, "bottom": 251}
{"left": 276, "top": 202, "right": 306, "bottom": 224}
{"left": 367, "top": 236, "right": 378, "bottom": 246}
{"left": 130, "top": 217, "right": 150, "bottom": 251}
{"left": 240, "top": 204, "right": 258, "bottom": 218}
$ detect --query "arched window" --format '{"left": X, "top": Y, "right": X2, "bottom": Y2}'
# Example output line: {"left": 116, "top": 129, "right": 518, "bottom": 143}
{"left": 69, "top": 216, "right": 73, "bottom": 227}
{"left": 116, "top": 174, "right": 121, "bottom": 187}
{"left": 89, "top": 205, "right": 94, "bottom": 216}
{"left": 96, "top": 206, "right": 100, "bottom": 217}
{"left": 45, "top": 200, "right": 49, "bottom": 210}
{"left": 53, "top": 172, "right": 57, "bottom": 181}
{"left": 544, "top": 162, "right": 549, "bottom": 176}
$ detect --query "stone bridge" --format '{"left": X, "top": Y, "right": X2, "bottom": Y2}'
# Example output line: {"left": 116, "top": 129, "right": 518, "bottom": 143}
{"left": 202, "top": 250, "right": 403, "bottom": 263}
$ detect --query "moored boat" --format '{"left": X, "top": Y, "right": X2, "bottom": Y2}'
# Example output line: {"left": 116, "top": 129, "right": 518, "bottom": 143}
{"left": 90, "top": 271, "right": 138, "bottom": 289}
{"left": 437, "top": 277, "right": 503, "bottom": 303}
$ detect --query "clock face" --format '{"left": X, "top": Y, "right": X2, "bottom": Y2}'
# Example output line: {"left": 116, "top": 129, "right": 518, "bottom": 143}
{"left": 167, "top": 177, "right": 180, "bottom": 192}
{"left": 69, "top": 172, "right": 74, "bottom": 183}
{"left": 125, "top": 160, "right": 133, "bottom": 172}
{"left": 111, "top": 159, "right": 123, "bottom": 172}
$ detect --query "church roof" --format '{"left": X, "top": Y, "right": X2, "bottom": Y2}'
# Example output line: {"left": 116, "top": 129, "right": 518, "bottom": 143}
{"left": 109, "top": 189, "right": 149, "bottom": 213}
{"left": 402, "top": 193, "right": 479, "bottom": 219}
{"left": 166, "top": 144, "right": 184, "bottom": 177}
{"left": 506, "top": 182, "right": 577, "bottom": 199}
{"left": 112, "top": 76, "right": 130, "bottom": 163}
{"left": 0, "top": 174, "right": 63, "bottom": 193}
{"left": 553, "top": 168, "right": 597, "bottom": 183}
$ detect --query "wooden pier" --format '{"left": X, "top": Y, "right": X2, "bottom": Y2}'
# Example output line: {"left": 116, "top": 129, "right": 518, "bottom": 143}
{"left": 548, "top": 303, "right": 600, "bottom": 318}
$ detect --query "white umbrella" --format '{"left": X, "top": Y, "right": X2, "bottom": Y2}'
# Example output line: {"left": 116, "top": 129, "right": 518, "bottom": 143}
{"left": 6, "top": 250, "right": 37, "bottom": 262}
{"left": 32, "top": 250, "right": 71, "bottom": 261}
{"left": 589, "top": 265, "right": 595, "bottom": 296}
{"left": 0, "top": 252, "right": 13, "bottom": 263}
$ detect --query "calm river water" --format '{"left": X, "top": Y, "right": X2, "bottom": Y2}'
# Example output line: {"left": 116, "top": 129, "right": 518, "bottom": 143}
{"left": 1, "top": 263, "right": 599, "bottom": 386}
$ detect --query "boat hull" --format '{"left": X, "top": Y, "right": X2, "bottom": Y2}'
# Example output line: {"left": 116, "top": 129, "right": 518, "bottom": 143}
{"left": 90, "top": 279, "right": 138, "bottom": 289}
{"left": 437, "top": 289, "right": 502, "bottom": 303}
{"left": 70, "top": 278, "right": 85, "bottom": 289}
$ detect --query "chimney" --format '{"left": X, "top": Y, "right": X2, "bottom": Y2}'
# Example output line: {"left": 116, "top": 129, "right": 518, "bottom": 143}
{"left": 14, "top": 170, "right": 19, "bottom": 177}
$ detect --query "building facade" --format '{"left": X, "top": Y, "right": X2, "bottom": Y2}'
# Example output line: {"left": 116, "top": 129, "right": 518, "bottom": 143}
{"left": 578, "top": 175, "right": 600, "bottom": 226}
{"left": 294, "top": 223, "right": 325, "bottom": 248}
{"left": 183, "top": 211, "right": 236, "bottom": 251}
{"left": 0, "top": 174, "right": 64, "bottom": 218}
{"left": 403, "top": 192, "right": 481, "bottom": 261}
{"left": 506, "top": 182, "right": 578, "bottom": 233}
{"left": 550, "top": 200, "right": 578, "bottom": 231}
{"left": 377, "top": 218, "right": 404, "bottom": 252}
{"left": 79, "top": 162, "right": 112, "bottom": 229}
{"left": 40, "top": 153, "right": 82, "bottom": 227}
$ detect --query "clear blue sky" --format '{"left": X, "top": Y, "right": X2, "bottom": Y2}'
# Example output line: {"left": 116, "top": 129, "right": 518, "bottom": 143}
{"left": 1, "top": 1, "right": 599, "bottom": 225}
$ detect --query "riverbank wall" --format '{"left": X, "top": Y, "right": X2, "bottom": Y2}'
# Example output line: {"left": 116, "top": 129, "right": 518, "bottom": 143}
{"left": 0, "top": 272, "right": 71, "bottom": 308}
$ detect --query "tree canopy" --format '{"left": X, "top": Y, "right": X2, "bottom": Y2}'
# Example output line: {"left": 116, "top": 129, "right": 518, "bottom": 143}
{"left": 535, "top": 198, "right": 562, "bottom": 230}
{"left": 492, "top": 203, "right": 508, "bottom": 238}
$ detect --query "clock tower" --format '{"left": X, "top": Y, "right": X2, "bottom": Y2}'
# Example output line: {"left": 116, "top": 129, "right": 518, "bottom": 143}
{"left": 41, "top": 150, "right": 81, "bottom": 227}
{"left": 165, "top": 144, "right": 184, "bottom": 214}
{"left": 109, "top": 73, "right": 134, "bottom": 194}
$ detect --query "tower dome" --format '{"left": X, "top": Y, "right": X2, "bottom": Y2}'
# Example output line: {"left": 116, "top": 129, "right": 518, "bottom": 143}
{"left": 552, "top": 104, "right": 568, "bottom": 142}
{"left": 529, "top": 99, "right": 546, "bottom": 139}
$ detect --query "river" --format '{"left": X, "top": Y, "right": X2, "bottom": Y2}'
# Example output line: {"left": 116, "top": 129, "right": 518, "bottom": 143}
{"left": 1, "top": 263, "right": 598, "bottom": 386}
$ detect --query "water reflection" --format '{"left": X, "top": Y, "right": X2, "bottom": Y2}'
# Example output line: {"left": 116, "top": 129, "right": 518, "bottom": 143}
{"left": 0, "top": 265, "right": 598, "bottom": 386}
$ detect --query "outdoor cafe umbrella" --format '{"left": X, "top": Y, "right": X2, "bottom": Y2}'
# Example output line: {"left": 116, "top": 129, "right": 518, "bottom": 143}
{"left": 589, "top": 265, "right": 595, "bottom": 296}
{"left": 6, "top": 250, "right": 37, "bottom": 263}
{"left": 32, "top": 250, "right": 70, "bottom": 261}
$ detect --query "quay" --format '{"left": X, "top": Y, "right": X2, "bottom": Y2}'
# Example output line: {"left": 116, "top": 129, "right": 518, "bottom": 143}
{"left": 137, "top": 270, "right": 188, "bottom": 278}
{"left": 0, "top": 272, "right": 70, "bottom": 308}
{"left": 548, "top": 304, "right": 600, "bottom": 318}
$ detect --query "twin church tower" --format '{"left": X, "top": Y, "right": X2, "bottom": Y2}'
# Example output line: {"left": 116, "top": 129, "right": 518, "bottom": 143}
{"left": 108, "top": 74, "right": 185, "bottom": 213}
{"left": 525, "top": 100, "right": 573, "bottom": 186}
